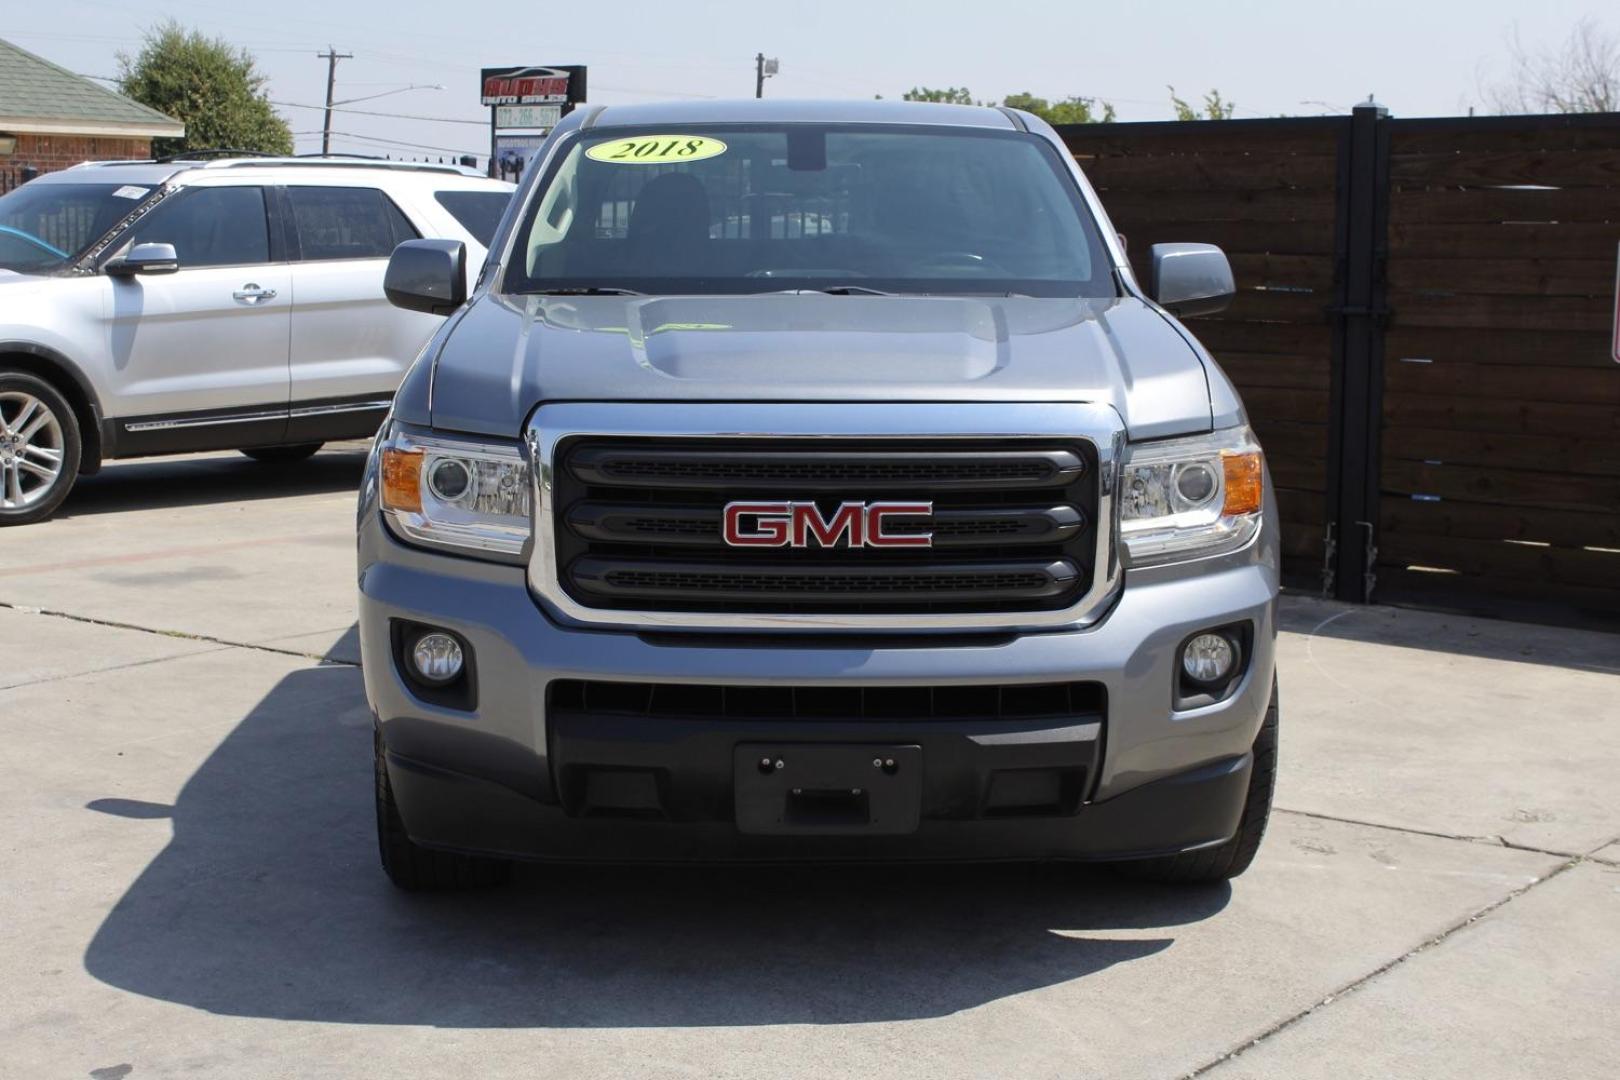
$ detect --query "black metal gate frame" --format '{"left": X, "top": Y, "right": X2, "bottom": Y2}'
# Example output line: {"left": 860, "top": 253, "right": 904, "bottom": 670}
{"left": 1325, "top": 103, "right": 1392, "bottom": 603}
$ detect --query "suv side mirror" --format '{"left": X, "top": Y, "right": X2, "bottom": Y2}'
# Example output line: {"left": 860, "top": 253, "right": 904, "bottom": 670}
{"left": 106, "top": 242, "right": 180, "bottom": 277}
{"left": 1147, "top": 243, "right": 1234, "bottom": 318}
{"left": 384, "top": 239, "right": 467, "bottom": 316}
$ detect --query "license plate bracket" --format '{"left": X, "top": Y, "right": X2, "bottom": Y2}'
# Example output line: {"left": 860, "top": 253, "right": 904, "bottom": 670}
{"left": 734, "top": 743, "right": 922, "bottom": 835}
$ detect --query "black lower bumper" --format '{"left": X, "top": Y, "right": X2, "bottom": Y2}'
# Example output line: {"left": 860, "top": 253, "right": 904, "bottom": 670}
{"left": 384, "top": 711, "right": 1252, "bottom": 863}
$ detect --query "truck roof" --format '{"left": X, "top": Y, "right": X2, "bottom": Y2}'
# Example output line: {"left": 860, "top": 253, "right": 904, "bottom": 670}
{"left": 584, "top": 98, "right": 1021, "bottom": 132}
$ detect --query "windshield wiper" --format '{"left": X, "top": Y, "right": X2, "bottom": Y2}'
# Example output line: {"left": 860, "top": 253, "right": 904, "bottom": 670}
{"left": 772, "top": 284, "right": 897, "bottom": 296}
{"left": 526, "top": 286, "right": 645, "bottom": 296}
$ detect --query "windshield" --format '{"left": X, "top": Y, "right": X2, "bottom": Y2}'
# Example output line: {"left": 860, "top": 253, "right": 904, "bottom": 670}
{"left": 0, "top": 181, "right": 156, "bottom": 273}
{"left": 504, "top": 124, "right": 1115, "bottom": 297}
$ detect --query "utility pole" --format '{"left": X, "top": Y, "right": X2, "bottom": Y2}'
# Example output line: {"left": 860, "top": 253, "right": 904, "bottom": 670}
{"left": 754, "top": 53, "right": 778, "bottom": 98}
{"left": 318, "top": 46, "right": 353, "bottom": 155}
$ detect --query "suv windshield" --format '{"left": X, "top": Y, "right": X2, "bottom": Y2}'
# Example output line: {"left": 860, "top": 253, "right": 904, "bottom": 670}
{"left": 0, "top": 181, "right": 155, "bottom": 273}
{"left": 505, "top": 124, "right": 1115, "bottom": 298}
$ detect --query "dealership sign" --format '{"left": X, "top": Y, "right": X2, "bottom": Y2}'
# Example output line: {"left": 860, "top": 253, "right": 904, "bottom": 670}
{"left": 495, "top": 104, "right": 561, "bottom": 130}
{"left": 480, "top": 66, "right": 587, "bottom": 107}
{"left": 480, "top": 66, "right": 586, "bottom": 178}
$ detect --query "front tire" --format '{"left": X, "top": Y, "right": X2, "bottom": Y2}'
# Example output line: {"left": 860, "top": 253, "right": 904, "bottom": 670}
{"left": 0, "top": 371, "right": 81, "bottom": 526}
{"left": 241, "top": 442, "right": 323, "bottom": 464}
{"left": 1115, "top": 680, "right": 1278, "bottom": 885}
{"left": 375, "top": 731, "right": 511, "bottom": 891}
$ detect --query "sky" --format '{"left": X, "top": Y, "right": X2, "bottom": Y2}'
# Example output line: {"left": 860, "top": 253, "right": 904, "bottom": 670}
{"left": 6, "top": 0, "right": 1615, "bottom": 163}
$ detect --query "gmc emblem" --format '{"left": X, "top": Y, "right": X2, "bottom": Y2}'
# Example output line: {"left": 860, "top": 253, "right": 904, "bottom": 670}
{"left": 723, "top": 501, "right": 934, "bottom": 548}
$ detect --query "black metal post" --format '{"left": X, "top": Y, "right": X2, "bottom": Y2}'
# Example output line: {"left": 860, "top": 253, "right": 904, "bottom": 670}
{"left": 1327, "top": 102, "right": 1391, "bottom": 602}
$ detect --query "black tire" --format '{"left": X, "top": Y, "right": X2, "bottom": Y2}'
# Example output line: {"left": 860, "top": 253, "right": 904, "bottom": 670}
{"left": 0, "top": 370, "right": 82, "bottom": 526}
{"left": 241, "top": 442, "right": 323, "bottom": 464}
{"left": 374, "top": 731, "right": 511, "bottom": 891}
{"left": 1114, "top": 680, "right": 1279, "bottom": 885}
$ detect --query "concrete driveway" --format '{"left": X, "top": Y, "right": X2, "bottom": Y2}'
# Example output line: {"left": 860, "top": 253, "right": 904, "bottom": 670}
{"left": 2, "top": 446, "right": 1616, "bottom": 1079}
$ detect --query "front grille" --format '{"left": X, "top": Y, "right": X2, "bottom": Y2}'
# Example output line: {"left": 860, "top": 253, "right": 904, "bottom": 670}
{"left": 548, "top": 679, "right": 1106, "bottom": 722}
{"left": 550, "top": 437, "right": 1100, "bottom": 615}
{"left": 567, "top": 447, "right": 1082, "bottom": 489}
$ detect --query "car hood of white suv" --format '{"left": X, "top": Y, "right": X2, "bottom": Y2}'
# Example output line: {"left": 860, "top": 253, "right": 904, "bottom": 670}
{"left": 416, "top": 292, "right": 1221, "bottom": 441}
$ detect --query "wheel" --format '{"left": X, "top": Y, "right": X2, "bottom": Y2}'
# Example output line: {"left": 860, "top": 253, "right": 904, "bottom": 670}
{"left": 0, "top": 371, "right": 81, "bottom": 526}
{"left": 241, "top": 442, "right": 323, "bottom": 464}
{"left": 374, "top": 730, "right": 511, "bottom": 891}
{"left": 1114, "top": 680, "right": 1278, "bottom": 885}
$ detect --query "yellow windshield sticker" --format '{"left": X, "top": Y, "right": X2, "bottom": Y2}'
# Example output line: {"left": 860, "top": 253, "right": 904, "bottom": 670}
{"left": 585, "top": 135, "right": 728, "bottom": 164}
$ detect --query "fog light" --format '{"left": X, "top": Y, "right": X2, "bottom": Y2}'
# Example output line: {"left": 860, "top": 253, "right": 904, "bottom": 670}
{"left": 411, "top": 632, "right": 464, "bottom": 685}
{"left": 1181, "top": 633, "right": 1236, "bottom": 684}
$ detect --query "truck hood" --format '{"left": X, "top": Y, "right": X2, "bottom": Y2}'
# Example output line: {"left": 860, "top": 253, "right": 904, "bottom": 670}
{"left": 424, "top": 292, "right": 1213, "bottom": 440}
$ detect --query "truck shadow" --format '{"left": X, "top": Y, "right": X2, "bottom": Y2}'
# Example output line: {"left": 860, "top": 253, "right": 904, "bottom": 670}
{"left": 1279, "top": 593, "right": 1620, "bottom": 675}
{"left": 83, "top": 631, "right": 1229, "bottom": 1028}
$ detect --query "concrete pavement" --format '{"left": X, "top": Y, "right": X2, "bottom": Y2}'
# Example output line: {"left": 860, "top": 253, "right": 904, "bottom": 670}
{"left": 1, "top": 446, "right": 1616, "bottom": 1079}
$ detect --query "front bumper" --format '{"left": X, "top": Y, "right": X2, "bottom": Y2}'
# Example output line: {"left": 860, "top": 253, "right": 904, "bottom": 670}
{"left": 358, "top": 502, "right": 1279, "bottom": 862}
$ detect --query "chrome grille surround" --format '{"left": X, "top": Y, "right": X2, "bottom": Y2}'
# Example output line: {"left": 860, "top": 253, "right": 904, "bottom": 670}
{"left": 526, "top": 402, "right": 1125, "bottom": 631}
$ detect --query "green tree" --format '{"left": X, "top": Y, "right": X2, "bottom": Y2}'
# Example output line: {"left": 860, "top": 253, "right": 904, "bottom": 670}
{"left": 1169, "top": 86, "right": 1237, "bottom": 120}
{"left": 902, "top": 86, "right": 980, "bottom": 105}
{"left": 1002, "top": 92, "right": 1116, "bottom": 124}
{"left": 117, "top": 22, "right": 292, "bottom": 157}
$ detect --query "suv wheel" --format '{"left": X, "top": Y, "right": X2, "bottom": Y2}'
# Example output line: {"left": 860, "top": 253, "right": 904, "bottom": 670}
{"left": 0, "top": 371, "right": 81, "bottom": 526}
{"left": 241, "top": 442, "right": 323, "bottom": 464}
{"left": 1113, "top": 679, "right": 1279, "bottom": 885}
{"left": 374, "top": 731, "right": 512, "bottom": 891}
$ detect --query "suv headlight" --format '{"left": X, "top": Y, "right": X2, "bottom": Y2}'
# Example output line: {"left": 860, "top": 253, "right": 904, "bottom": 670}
{"left": 1120, "top": 425, "right": 1264, "bottom": 567}
{"left": 379, "top": 429, "right": 532, "bottom": 559}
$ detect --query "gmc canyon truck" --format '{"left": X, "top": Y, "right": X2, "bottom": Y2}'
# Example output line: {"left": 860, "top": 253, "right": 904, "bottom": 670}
{"left": 358, "top": 99, "right": 1280, "bottom": 890}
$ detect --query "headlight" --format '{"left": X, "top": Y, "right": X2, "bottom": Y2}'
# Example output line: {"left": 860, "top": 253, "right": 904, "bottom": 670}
{"left": 379, "top": 429, "right": 532, "bottom": 558}
{"left": 1120, "top": 425, "right": 1263, "bottom": 566}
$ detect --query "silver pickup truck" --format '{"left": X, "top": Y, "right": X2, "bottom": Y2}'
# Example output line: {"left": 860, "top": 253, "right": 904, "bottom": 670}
{"left": 358, "top": 99, "right": 1280, "bottom": 890}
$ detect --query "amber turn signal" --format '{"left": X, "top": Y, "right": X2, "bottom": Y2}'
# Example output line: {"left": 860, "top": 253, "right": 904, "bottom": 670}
{"left": 1221, "top": 450, "right": 1263, "bottom": 516}
{"left": 381, "top": 447, "right": 424, "bottom": 513}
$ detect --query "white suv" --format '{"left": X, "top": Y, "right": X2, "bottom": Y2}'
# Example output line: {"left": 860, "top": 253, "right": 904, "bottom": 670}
{"left": 0, "top": 156, "right": 514, "bottom": 524}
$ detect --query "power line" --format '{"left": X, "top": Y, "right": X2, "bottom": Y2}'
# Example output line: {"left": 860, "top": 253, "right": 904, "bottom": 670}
{"left": 270, "top": 100, "right": 488, "bottom": 126}
{"left": 293, "top": 130, "right": 484, "bottom": 157}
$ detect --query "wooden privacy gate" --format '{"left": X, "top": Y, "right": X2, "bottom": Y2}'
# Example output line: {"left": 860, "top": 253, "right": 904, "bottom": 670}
{"left": 1058, "top": 108, "right": 1620, "bottom": 627}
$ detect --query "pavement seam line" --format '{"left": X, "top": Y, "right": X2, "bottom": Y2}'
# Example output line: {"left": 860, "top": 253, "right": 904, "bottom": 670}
{"left": 0, "top": 602, "right": 359, "bottom": 667}
{"left": 0, "top": 643, "right": 237, "bottom": 693}
{"left": 1181, "top": 844, "right": 1604, "bottom": 1079}
{"left": 1275, "top": 806, "right": 1581, "bottom": 859}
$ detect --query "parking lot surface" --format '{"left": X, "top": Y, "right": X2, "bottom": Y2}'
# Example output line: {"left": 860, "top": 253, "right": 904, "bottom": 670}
{"left": 2, "top": 446, "right": 1617, "bottom": 1079}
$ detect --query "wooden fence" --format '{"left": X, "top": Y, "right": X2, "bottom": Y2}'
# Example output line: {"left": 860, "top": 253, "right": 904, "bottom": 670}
{"left": 1059, "top": 109, "right": 1620, "bottom": 627}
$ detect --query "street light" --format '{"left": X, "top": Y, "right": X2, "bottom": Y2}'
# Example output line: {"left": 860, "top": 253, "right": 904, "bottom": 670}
{"left": 755, "top": 55, "right": 779, "bottom": 98}
{"left": 320, "top": 56, "right": 446, "bottom": 153}
{"left": 333, "top": 83, "right": 445, "bottom": 107}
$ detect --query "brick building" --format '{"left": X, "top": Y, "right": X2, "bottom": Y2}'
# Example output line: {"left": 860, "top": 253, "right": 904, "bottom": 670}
{"left": 0, "top": 36, "right": 183, "bottom": 187}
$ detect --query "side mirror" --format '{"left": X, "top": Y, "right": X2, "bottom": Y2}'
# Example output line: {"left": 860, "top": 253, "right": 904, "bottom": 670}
{"left": 1147, "top": 243, "right": 1234, "bottom": 318}
{"left": 106, "top": 242, "right": 180, "bottom": 277}
{"left": 384, "top": 239, "right": 467, "bottom": 316}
